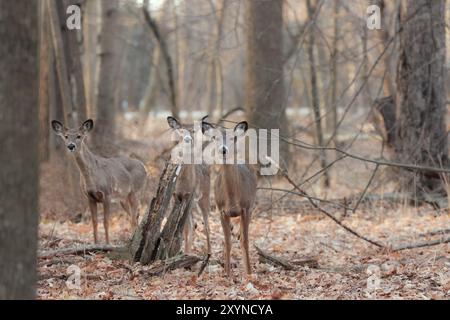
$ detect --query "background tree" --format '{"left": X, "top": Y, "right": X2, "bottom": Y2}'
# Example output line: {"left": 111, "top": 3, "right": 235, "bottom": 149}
{"left": 245, "top": 0, "right": 290, "bottom": 167}
{"left": 0, "top": 0, "right": 39, "bottom": 299}
{"left": 395, "top": 0, "right": 448, "bottom": 200}
{"left": 94, "top": 0, "right": 121, "bottom": 155}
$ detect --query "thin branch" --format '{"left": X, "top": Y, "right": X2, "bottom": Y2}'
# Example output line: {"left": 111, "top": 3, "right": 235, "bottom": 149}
{"left": 264, "top": 157, "right": 387, "bottom": 249}
{"left": 392, "top": 237, "right": 450, "bottom": 252}
{"left": 353, "top": 164, "right": 379, "bottom": 213}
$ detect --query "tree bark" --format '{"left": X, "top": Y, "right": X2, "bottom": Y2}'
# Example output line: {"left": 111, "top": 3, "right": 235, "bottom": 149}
{"left": 376, "top": 0, "right": 395, "bottom": 97}
{"left": 39, "top": 0, "right": 51, "bottom": 163}
{"left": 94, "top": 0, "right": 121, "bottom": 156}
{"left": 307, "top": 0, "right": 330, "bottom": 187}
{"left": 143, "top": 7, "right": 179, "bottom": 119}
{"left": 0, "top": 0, "right": 39, "bottom": 299}
{"left": 395, "top": 0, "right": 448, "bottom": 198}
{"left": 83, "top": 0, "right": 100, "bottom": 117}
{"left": 206, "top": 0, "right": 226, "bottom": 118}
{"left": 326, "top": 0, "right": 340, "bottom": 151}
{"left": 245, "top": 0, "right": 290, "bottom": 167}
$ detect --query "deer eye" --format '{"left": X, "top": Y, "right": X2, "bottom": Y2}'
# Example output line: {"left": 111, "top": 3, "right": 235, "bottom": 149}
{"left": 64, "top": 135, "right": 69, "bottom": 139}
{"left": 77, "top": 135, "right": 82, "bottom": 139}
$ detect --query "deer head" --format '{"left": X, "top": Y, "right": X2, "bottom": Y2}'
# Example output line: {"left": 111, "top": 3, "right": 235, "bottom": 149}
{"left": 201, "top": 120, "right": 249, "bottom": 163}
{"left": 51, "top": 119, "right": 94, "bottom": 153}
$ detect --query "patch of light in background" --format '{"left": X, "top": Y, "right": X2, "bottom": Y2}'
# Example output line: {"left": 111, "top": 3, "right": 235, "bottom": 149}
{"left": 133, "top": 0, "right": 165, "bottom": 10}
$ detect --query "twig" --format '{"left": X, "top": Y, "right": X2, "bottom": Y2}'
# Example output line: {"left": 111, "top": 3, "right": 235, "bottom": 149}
{"left": 353, "top": 164, "right": 379, "bottom": 213}
{"left": 272, "top": 161, "right": 386, "bottom": 249}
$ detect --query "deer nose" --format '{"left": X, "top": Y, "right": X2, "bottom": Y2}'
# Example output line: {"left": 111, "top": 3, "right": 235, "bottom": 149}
{"left": 183, "top": 135, "right": 192, "bottom": 143}
{"left": 67, "top": 143, "right": 76, "bottom": 151}
{"left": 219, "top": 146, "right": 228, "bottom": 155}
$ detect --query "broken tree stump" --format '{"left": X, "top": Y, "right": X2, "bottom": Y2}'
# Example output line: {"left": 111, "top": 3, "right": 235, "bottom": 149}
{"left": 156, "top": 193, "right": 194, "bottom": 260}
{"left": 129, "top": 162, "right": 195, "bottom": 266}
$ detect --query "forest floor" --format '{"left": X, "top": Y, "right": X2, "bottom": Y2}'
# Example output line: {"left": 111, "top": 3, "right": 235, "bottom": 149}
{"left": 37, "top": 187, "right": 450, "bottom": 300}
{"left": 37, "top": 115, "right": 450, "bottom": 300}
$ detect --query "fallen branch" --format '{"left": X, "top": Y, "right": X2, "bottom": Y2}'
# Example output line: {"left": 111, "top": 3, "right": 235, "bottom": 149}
{"left": 392, "top": 236, "right": 450, "bottom": 252}
{"left": 38, "top": 244, "right": 121, "bottom": 259}
{"left": 146, "top": 254, "right": 202, "bottom": 277}
{"left": 418, "top": 228, "right": 450, "bottom": 238}
{"left": 255, "top": 245, "right": 318, "bottom": 270}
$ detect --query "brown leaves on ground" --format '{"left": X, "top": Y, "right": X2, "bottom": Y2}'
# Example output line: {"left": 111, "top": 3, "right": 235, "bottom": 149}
{"left": 38, "top": 200, "right": 450, "bottom": 300}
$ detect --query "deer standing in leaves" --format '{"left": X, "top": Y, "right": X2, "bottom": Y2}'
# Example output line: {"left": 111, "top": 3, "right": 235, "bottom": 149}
{"left": 201, "top": 119, "right": 258, "bottom": 276}
{"left": 51, "top": 119, "right": 147, "bottom": 244}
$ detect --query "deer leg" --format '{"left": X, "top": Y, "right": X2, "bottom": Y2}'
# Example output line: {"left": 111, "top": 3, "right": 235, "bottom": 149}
{"left": 120, "top": 200, "right": 131, "bottom": 216}
{"left": 128, "top": 193, "right": 139, "bottom": 230}
{"left": 88, "top": 199, "right": 98, "bottom": 244}
{"left": 220, "top": 213, "right": 232, "bottom": 277}
{"left": 198, "top": 195, "right": 211, "bottom": 256}
{"left": 103, "top": 196, "right": 111, "bottom": 244}
{"left": 183, "top": 211, "right": 194, "bottom": 254}
{"left": 240, "top": 210, "right": 252, "bottom": 275}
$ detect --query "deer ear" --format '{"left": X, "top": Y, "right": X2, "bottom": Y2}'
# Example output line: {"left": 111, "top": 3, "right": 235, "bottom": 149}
{"left": 81, "top": 119, "right": 94, "bottom": 133}
{"left": 234, "top": 121, "right": 248, "bottom": 136}
{"left": 51, "top": 120, "right": 64, "bottom": 134}
{"left": 167, "top": 116, "right": 181, "bottom": 129}
{"left": 201, "top": 121, "right": 215, "bottom": 136}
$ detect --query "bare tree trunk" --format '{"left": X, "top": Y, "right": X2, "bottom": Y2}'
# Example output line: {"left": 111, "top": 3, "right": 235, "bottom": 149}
{"left": 376, "top": 0, "right": 395, "bottom": 97}
{"left": 39, "top": 0, "right": 50, "bottom": 163}
{"left": 83, "top": 0, "right": 100, "bottom": 117}
{"left": 0, "top": 0, "right": 39, "bottom": 299}
{"left": 206, "top": 0, "right": 226, "bottom": 118}
{"left": 395, "top": 0, "right": 448, "bottom": 199}
{"left": 326, "top": 0, "right": 340, "bottom": 151}
{"left": 143, "top": 7, "right": 179, "bottom": 118}
{"left": 94, "top": 0, "right": 121, "bottom": 155}
{"left": 172, "top": 0, "right": 186, "bottom": 113}
{"left": 360, "top": 15, "right": 372, "bottom": 108}
{"left": 60, "top": 0, "right": 87, "bottom": 122}
{"left": 307, "top": 0, "right": 330, "bottom": 187}
{"left": 141, "top": 2, "right": 169, "bottom": 122}
{"left": 47, "top": 0, "right": 75, "bottom": 126}
{"left": 141, "top": 47, "right": 161, "bottom": 121}
{"left": 245, "top": 0, "right": 290, "bottom": 167}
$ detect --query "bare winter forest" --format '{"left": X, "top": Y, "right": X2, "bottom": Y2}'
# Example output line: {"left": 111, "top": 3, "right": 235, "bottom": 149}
{"left": 1, "top": 0, "right": 450, "bottom": 300}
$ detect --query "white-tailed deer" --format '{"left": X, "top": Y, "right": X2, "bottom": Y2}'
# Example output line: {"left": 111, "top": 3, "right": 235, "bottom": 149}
{"left": 167, "top": 116, "right": 211, "bottom": 256}
{"left": 201, "top": 120, "right": 257, "bottom": 276}
{"left": 51, "top": 119, "right": 147, "bottom": 244}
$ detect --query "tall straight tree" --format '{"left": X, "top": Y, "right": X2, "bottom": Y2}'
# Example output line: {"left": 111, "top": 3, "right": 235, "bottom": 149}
{"left": 0, "top": 0, "right": 39, "bottom": 299}
{"left": 396, "top": 0, "right": 448, "bottom": 198}
{"left": 95, "top": 0, "right": 121, "bottom": 155}
{"left": 245, "top": 0, "right": 290, "bottom": 167}
{"left": 306, "top": 0, "right": 330, "bottom": 187}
